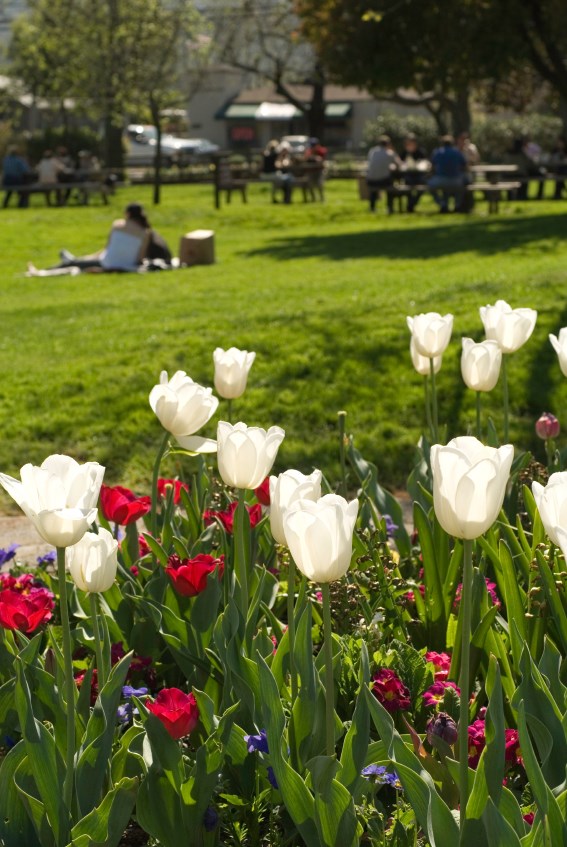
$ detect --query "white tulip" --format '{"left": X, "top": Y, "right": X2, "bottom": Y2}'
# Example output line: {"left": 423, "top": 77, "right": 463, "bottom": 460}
{"left": 407, "top": 312, "right": 454, "bottom": 358}
{"left": 532, "top": 472, "right": 567, "bottom": 557}
{"left": 479, "top": 300, "right": 537, "bottom": 354}
{"left": 461, "top": 338, "right": 502, "bottom": 392}
{"left": 67, "top": 527, "right": 118, "bottom": 593}
{"left": 549, "top": 329, "right": 567, "bottom": 378}
{"left": 410, "top": 336, "right": 442, "bottom": 376}
{"left": 0, "top": 454, "right": 104, "bottom": 547}
{"left": 431, "top": 437, "right": 514, "bottom": 540}
{"left": 149, "top": 370, "right": 218, "bottom": 453}
{"left": 269, "top": 469, "right": 322, "bottom": 545}
{"left": 213, "top": 347, "right": 256, "bottom": 400}
{"left": 217, "top": 421, "right": 285, "bottom": 490}
{"left": 283, "top": 493, "right": 359, "bottom": 583}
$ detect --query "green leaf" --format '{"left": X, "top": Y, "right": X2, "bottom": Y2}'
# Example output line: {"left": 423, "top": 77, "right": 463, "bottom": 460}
{"left": 307, "top": 757, "right": 358, "bottom": 847}
{"left": 68, "top": 777, "right": 138, "bottom": 847}
{"left": 135, "top": 770, "right": 186, "bottom": 847}
{"left": 141, "top": 533, "right": 169, "bottom": 566}
{"left": 482, "top": 798, "right": 523, "bottom": 846}
{"left": 0, "top": 741, "right": 43, "bottom": 847}
{"left": 534, "top": 548, "right": 567, "bottom": 656}
{"left": 14, "top": 657, "right": 68, "bottom": 845}
{"left": 338, "top": 642, "right": 370, "bottom": 794}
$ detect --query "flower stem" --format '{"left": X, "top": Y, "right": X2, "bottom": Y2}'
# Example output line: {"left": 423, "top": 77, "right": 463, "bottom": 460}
{"left": 150, "top": 429, "right": 170, "bottom": 540}
{"left": 287, "top": 555, "right": 297, "bottom": 706}
{"left": 321, "top": 583, "right": 335, "bottom": 757}
{"left": 227, "top": 399, "right": 233, "bottom": 424}
{"left": 89, "top": 592, "right": 107, "bottom": 691}
{"left": 338, "top": 411, "right": 347, "bottom": 497}
{"left": 56, "top": 546, "right": 76, "bottom": 823}
{"left": 424, "top": 375, "right": 433, "bottom": 441}
{"left": 236, "top": 488, "right": 249, "bottom": 636}
{"left": 430, "top": 358, "right": 439, "bottom": 443}
{"left": 502, "top": 354, "right": 509, "bottom": 442}
{"left": 475, "top": 392, "right": 482, "bottom": 440}
{"left": 458, "top": 539, "right": 473, "bottom": 836}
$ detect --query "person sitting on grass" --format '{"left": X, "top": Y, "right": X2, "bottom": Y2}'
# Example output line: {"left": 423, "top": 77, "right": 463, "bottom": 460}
{"left": 27, "top": 202, "right": 162, "bottom": 276}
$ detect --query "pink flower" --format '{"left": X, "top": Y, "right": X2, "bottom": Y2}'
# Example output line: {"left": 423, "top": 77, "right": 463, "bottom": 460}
{"left": 372, "top": 668, "right": 411, "bottom": 713}
{"left": 455, "top": 578, "right": 500, "bottom": 610}
{"left": 535, "top": 412, "right": 560, "bottom": 440}
{"left": 425, "top": 651, "right": 452, "bottom": 681}
{"left": 467, "top": 719, "right": 486, "bottom": 768}
{"left": 422, "top": 680, "right": 460, "bottom": 708}
{"left": 505, "top": 728, "right": 521, "bottom": 767}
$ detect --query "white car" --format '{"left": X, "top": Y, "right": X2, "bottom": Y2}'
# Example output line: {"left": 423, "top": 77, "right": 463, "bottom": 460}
{"left": 124, "top": 125, "right": 220, "bottom": 166}
{"left": 280, "top": 135, "right": 310, "bottom": 154}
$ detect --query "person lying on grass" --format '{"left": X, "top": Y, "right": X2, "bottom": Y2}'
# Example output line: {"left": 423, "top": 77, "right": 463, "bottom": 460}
{"left": 27, "top": 202, "right": 172, "bottom": 276}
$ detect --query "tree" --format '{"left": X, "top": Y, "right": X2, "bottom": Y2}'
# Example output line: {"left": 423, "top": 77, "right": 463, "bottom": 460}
{"left": 9, "top": 0, "right": 206, "bottom": 174}
{"left": 297, "top": 0, "right": 517, "bottom": 135}
{"left": 208, "top": 0, "right": 329, "bottom": 140}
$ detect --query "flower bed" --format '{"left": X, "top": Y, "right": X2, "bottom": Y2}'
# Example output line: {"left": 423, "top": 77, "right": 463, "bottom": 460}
{"left": 0, "top": 324, "right": 566, "bottom": 846}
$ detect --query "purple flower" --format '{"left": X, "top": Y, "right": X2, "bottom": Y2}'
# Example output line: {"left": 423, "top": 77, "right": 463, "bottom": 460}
{"left": 117, "top": 703, "right": 133, "bottom": 724}
{"left": 203, "top": 807, "right": 219, "bottom": 831}
{"left": 362, "top": 764, "right": 401, "bottom": 787}
{"left": 36, "top": 550, "right": 56, "bottom": 565}
{"left": 244, "top": 729, "right": 269, "bottom": 754}
{"left": 122, "top": 685, "right": 149, "bottom": 698}
{"left": 383, "top": 515, "right": 398, "bottom": 538}
{"left": 267, "top": 766, "right": 279, "bottom": 789}
{"left": 0, "top": 544, "right": 19, "bottom": 566}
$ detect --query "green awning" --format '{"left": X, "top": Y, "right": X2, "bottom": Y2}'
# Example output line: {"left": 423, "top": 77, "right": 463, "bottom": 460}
{"left": 325, "top": 102, "right": 352, "bottom": 118}
{"left": 223, "top": 104, "right": 258, "bottom": 120}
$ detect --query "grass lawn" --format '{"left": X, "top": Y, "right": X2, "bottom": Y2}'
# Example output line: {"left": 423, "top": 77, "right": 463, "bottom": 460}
{"left": 1, "top": 178, "right": 567, "bottom": 498}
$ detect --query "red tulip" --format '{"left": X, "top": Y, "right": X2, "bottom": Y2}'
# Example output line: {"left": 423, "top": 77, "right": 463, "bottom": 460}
{"left": 203, "top": 501, "right": 262, "bottom": 534}
{"left": 254, "top": 477, "right": 271, "bottom": 506}
{"left": 0, "top": 586, "right": 54, "bottom": 633}
{"left": 100, "top": 484, "right": 151, "bottom": 526}
{"left": 147, "top": 688, "right": 199, "bottom": 739}
{"left": 166, "top": 553, "right": 225, "bottom": 597}
{"left": 157, "top": 478, "right": 189, "bottom": 504}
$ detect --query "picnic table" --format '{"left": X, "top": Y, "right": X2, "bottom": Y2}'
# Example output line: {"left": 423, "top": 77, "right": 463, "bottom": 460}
{"left": 2, "top": 179, "right": 113, "bottom": 208}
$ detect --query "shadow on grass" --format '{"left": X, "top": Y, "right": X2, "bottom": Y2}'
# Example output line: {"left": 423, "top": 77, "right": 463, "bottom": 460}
{"left": 242, "top": 213, "right": 567, "bottom": 261}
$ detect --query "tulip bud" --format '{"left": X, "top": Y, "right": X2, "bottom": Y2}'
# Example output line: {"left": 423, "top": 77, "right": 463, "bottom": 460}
{"left": 549, "top": 329, "right": 567, "bottom": 377}
{"left": 409, "top": 337, "right": 442, "bottom": 376}
{"left": 535, "top": 412, "right": 560, "bottom": 440}
{"left": 213, "top": 347, "right": 256, "bottom": 400}
{"left": 431, "top": 436, "right": 514, "bottom": 539}
{"left": 460, "top": 338, "right": 502, "bottom": 392}
{"left": 146, "top": 688, "right": 199, "bottom": 739}
{"left": 217, "top": 421, "right": 285, "bottom": 490}
{"left": 0, "top": 454, "right": 104, "bottom": 548}
{"left": 66, "top": 528, "right": 118, "bottom": 593}
{"left": 479, "top": 299, "right": 537, "bottom": 354}
{"left": 283, "top": 493, "right": 358, "bottom": 583}
{"left": 149, "top": 370, "right": 218, "bottom": 453}
{"left": 269, "top": 469, "right": 322, "bottom": 545}
{"left": 407, "top": 312, "right": 453, "bottom": 358}
{"left": 426, "top": 712, "right": 458, "bottom": 746}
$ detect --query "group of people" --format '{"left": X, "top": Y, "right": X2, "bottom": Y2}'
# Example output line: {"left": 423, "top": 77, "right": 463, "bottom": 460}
{"left": 366, "top": 132, "right": 480, "bottom": 214}
{"left": 261, "top": 137, "right": 328, "bottom": 203}
{"left": 366, "top": 131, "right": 567, "bottom": 213}
{"left": 2, "top": 146, "right": 102, "bottom": 208}
{"left": 27, "top": 202, "right": 172, "bottom": 277}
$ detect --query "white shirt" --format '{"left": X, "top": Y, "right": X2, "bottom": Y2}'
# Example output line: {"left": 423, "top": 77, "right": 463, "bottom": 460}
{"left": 101, "top": 230, "right": 144, "bottom": 270}
{"left": 367, "top": 146, "right": 397, "bottom": 181}
{"left": 37, "top": 158, "right": 63, "bottom": 184}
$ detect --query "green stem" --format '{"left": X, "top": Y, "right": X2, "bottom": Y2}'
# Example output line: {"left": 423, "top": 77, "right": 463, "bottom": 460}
{"left": 227, "top": 399, "right": 233, "bottom": 424}
{"left": 424, "top": 375, "right": 433, "bottom": 441}
{"left": 458, "top": 539, "right": 473, "bottom": 837}
{"left": 89, "top": 592, "right": 107, "bottom": 690}
{"left": 502, "top": 354, "right": 509, "bottom": 442}
{"left": 56, "top": 546, "right": 76, "bottom": 827}
{"left": 475, "top": 392, "right": 482, "bottom": 440}
{"left": 236, "top": 488, "right": 249, "bottom": 634}
{"left": 338, "top": 411, "right": 347, "bottom": 497}
{"left": 287, "top": 556, "right": 297, "bottom": 705}
{"left": 150, "top": 429, "right": 170, "bottom": 539}
{"left": 321, "top": 583, "right": 335, "bottom": 757}
{"left": 430, "top": 358, "right": 439, "bottom": 443}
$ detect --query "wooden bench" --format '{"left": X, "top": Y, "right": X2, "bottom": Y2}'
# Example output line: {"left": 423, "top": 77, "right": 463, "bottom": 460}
{"left": 213, "top": 161, "right": 248, "bottom": 208}
{"left": 383, "top": 180, "right": 522, "bottom": 214}
{"left": 2, "top": 180, "right": 111, "bottom": 207}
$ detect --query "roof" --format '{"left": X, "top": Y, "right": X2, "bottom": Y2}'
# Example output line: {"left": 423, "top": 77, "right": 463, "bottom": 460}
{"left": 232, "top": 84, "right": 373, "bottom": 105}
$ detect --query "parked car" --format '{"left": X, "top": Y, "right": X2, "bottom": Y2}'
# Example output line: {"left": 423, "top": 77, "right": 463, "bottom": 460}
{"left": 124, "top": 125, "right": 219, "bottom": 166}
{"left": 280, "top": 135, "right": 310, "bottom": 155}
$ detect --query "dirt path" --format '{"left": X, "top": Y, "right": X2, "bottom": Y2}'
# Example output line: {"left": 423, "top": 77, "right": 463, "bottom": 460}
{"left": 0, "top": 516, "right": 51, "bottom": 565}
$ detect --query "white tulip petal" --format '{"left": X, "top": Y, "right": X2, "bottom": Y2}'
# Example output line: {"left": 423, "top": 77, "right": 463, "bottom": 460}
{"left": 175, "top": 435, "right": 217, "bottom": 453}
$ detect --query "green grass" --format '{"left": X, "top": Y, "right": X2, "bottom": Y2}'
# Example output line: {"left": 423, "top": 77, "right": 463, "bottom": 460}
{"left": 1, "top": 179, "right": 567, "bottom": 498}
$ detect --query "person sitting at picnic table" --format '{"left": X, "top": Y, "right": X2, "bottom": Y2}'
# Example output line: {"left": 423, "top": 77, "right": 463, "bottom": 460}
{"left": 261, "top": 139, "right": 280, "bottom": 181}
{"left": 36, "top": 150, "right": 65, "bottom": 206}
{"left": 273, "top": 141, "right": 294, "bottom": 204}
{"left": 27, "top": 202, "right": 154, "bottom": 276}
{"left": 399, "top": 133, "right": 429, "bottom": 212}
{"left": 366, "top": 135, "right": 401, "bottom": 214}
{"left": 2, "top": 146, "right": 33, "bottom": 208}
{"left": 303, "top": 137, "right": 327, "bottom": 201}
{"left": 428, "top": 135, "right": 467, "bottom": 213}
{"left": 456, "top": 132, "right": 481, "bottom": 167}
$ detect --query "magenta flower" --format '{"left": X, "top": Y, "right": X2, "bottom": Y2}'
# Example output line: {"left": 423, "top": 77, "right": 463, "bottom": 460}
{"left": 422, "top": 680, "right": 460, "bottom": 708}
{"left": 425, "top": 651, "right": 452, "bottom": 681}
{"left": 372, "top": 668, "right": 411, "bottom": 713}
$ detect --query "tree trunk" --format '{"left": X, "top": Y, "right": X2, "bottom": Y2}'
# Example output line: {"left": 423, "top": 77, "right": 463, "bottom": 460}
{"left": 450, "top": 87, "right": 471, "bottom": 136}
{"left": 151, "top": 98, "right": 162, "bottom": 206}
{"left": 307, "top": 78, "right": 326, "bottom": 141}
{"left": 425, "top": 101, "right": 448, "bottom": 136}
{"left": 103, "top": 115, "right": 124, "bottom": 171}
{"left": 559, "top": 94, "right": 567, "bottom": 141}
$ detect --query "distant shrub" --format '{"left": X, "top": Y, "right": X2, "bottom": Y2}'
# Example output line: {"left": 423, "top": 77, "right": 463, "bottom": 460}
{"left": 26, "top": 127, "right": 101, "bottom": 166}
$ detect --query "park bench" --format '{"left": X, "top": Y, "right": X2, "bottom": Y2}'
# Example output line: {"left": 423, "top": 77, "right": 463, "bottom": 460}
{"left": 382, "top": 180, "right": 522, "bottom": 214}
{"left": 3, "top": 180, "right": 112, "bottom": 207}
{"left": 213, "top": 160, "right": 247, "bottom": 208}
